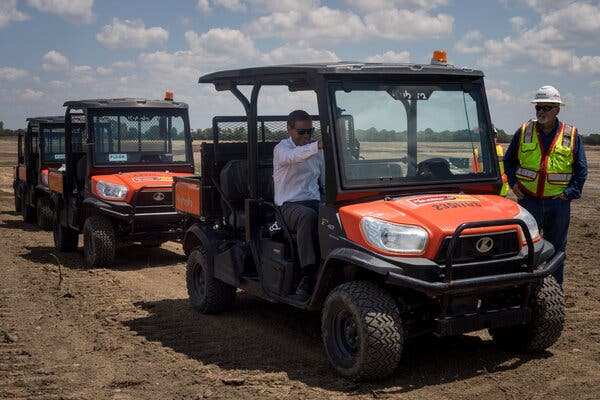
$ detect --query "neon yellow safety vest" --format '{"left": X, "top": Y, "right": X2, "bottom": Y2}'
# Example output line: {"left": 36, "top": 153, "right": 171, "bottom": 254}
{"left": 516, "top": 120, "right": 576, "bottom": 198}
{"left": 496, "top": 144, "right": 509, "bottom": 196}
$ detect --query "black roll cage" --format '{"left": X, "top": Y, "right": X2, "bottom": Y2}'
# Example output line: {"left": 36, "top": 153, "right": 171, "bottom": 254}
{"left": 198, "top": 63, "right": 500, "bottom": 205}
{"left": 62, "top": 99, "right": 195, "bottom": 191}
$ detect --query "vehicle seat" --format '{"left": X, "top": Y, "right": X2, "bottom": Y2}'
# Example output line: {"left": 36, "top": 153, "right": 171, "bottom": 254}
{"left": 219, "top": 159, "right": 274, "bottom": 230}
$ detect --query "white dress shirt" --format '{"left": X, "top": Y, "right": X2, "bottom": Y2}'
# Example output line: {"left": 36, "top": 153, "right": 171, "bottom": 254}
{"left": 273, "top": 137, "right": 325, "bottom": 206}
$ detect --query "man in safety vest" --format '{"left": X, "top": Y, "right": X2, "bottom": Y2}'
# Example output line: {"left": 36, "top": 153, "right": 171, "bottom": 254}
{"left": 504, "top": 85, "right": 588, "bottom": 289}
{"left": 493, "top": 126, "right": 509, "bottom": 196}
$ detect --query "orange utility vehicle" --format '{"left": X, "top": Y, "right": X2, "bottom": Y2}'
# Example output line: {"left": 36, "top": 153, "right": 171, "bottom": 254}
{"left": 173, "top": 58, "right": 564, "bottom": 380}
{"left": 13, "top": 116, "right": 71, "bottom": 230}
{"left": 50, "top": 95, "right": 194, "bottom": 267}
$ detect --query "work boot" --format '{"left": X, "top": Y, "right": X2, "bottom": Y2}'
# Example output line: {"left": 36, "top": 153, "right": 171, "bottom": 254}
{"left": 295, "top": 275, "right": 314, "bottom": 300}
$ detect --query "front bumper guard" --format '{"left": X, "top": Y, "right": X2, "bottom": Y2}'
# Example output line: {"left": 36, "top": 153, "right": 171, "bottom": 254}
{"left": 386, "top": 250, "right": 564, "bottom": 296}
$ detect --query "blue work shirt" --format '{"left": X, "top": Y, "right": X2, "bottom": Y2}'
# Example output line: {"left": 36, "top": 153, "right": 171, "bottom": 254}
{"left": 504, "top": 119, "right": 588, "bottom": 199}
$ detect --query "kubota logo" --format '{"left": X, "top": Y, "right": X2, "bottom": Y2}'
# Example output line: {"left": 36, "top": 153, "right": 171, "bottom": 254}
{"left": 475, "top": 237, "right": 494, "bottom": 253}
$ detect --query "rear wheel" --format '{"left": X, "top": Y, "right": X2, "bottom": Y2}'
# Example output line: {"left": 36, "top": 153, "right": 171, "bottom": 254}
{"left": 186, "top": 247, "right": 236, "bottom": 314}
{"left": 321, "top": 281, "right": 403, "bottom": 381}
{"left": 21, "top": 195, "right": 36, "bottom": 223}
{"left": 36, "top": 197, "right": 54, "bottom": 231}
{"left": 83, "top": 215, "right": 116, "bottom": 268}
{"left": 489, "top": 276, "right": 564, "bottom": 352}
{"left": 53, "top": 213, "right": 79, "bottom": 252}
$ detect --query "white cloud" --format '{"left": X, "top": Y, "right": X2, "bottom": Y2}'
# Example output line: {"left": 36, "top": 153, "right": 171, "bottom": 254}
{"left": 0, "top": 67, "right": 29, "bottom": 81}
{"left": 17, "top": 88, "right": 45, "bottom": 101}
{"left": 213, "top": 0, "right": 246, "bottom": 12}
{"left": 248, "top": 7, "right": 366, "bottom": 41}
{"left": 520, "top": 0, "right": 570, "bottom": 13}
{"left": 0, "top": 0, "right": 30, "bottom": 29}
{"left": 479, "top": 3, "right": 600, "bottom": 74}
{"left": 592, "top": 81, "right": 600, "bottom": 88}
{"left": 96, "top": 18, "right": 169, "bottom": 49}
{"left": 27, "top": 0, "right": 94, "bottom": 23}
{"left": 248, "top": 0, "right": 320, "bottom": 13}
{"left": 365, "top": 50, "right": 410, "bottom": 63}
{"left": 571, "top": 56, "right": 600, "bottom": 74}
{"left": 247, "top": 5, "right": 452, "bottom": 42}
{"left": 364, "top": 9, "right": 453, "bottom": 40}
{"left": 454, "top": 30, "right": 483, "bottom": 54}
{"left": 196, "top": 0, "right": 211, "bottom": 13}
{"left": 261, "top": 42, "right": 339, "bottom": 64}
{"left": 48, "top": 80, "right": 70, "bottom": 89}
{"left": 112, "top": 61, "right": 136, "bottom": 69}
{"left": 41, "top": 50, "right": 69, "bottom": 71}
{"left": 510, "top": 16, "right": 526, "bottom": 31}
{"left": 68, "top": 65, "right": 95, "bottom": 84}
{"left": 487, "top": 88, "right": 513, "bottom": 102}
{"left": 96, "top": 66, "right": 113, "bottom": 75}
{"left": 185, "top": 28, "right": 260, "bottom": 63}
{"left": 346, "top": 0, "right": 448, "bottom": 13}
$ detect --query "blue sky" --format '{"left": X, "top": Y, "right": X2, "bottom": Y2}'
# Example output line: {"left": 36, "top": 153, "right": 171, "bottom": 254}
{"left": 1, "top": 0, "right": 599, "bottom": 135}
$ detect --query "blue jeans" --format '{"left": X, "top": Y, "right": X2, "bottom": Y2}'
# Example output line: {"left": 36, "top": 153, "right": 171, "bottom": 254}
{"left": 518, "top": 196, "right": 571, "bottom": 288}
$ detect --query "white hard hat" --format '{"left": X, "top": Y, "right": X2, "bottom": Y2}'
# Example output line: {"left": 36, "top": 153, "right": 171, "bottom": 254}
{"left": 530, "top": 85, "right": 564, "bottom": 105}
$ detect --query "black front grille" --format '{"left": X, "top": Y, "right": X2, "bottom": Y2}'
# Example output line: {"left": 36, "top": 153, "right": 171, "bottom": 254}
{"left": 133, "top": 190, "right": 173, "bottom": 207}
{"left": 435, "top": 231, "right": 520, "bottom": 264}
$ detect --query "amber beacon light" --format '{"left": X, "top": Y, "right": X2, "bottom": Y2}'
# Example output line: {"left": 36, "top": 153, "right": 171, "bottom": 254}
{"left": 164, "top": 91, "right": 174, "bottom": 101}
{"left": 431, "top": 50, "right": 447, "bottom": 65}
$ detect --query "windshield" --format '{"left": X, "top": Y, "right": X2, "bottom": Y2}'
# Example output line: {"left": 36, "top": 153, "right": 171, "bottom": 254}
{"left": 41, "top": 126, "right": 66, "bottom": 163}
{"left": 332, "top": 82, "right": 495, "bottom": 188}
{"left": 90, "top": 109, "right": 191, "bottom": 165}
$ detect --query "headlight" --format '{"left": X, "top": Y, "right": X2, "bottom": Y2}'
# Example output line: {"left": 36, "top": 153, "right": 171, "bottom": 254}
{"left": 516, "top": 205, "right": 540, "bottom": 241}
{"left": 360, "top": 217, "right": 428, "bottom": 254}
{"left": 97, "top": 181, "right": 128, "bottom": 200}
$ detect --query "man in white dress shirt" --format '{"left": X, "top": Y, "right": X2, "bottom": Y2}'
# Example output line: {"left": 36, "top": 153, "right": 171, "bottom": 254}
{"left": 273, "top": 110, "right": 324, "bottom": 300}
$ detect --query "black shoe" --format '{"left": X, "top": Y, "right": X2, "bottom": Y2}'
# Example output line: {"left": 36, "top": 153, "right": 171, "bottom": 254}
{"left": 295, "top": 275, "right": 314, "bottom": 300}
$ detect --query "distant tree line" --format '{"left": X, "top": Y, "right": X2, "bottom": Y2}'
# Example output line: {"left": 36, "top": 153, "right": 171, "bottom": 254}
{"left": 0, "top": 121, "right": 25, "bottom": 136}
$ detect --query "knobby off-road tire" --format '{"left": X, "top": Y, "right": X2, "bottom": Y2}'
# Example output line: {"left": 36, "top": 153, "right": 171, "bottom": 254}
{"left": 53, "top": 214, "right": 78, "bottom": 252}
{"left": 489, "top": 276, "right": 564, "bottom": 353}
{"left": 36, "top": 197, "right": 54, "bottom": 231}
{"left": 321, "top": 281, "right": 404, "bottom": 381}
{"left": 186, "top": 247, "right": 236, "bottom": 314}
{"left": 21, "top": 195, "right": 36, "bottom": 223}
{"left": 83, "top": 215, "right": 116, "bottom": 268}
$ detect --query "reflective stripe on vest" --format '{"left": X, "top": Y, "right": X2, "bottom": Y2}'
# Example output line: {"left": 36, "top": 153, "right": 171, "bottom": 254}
{"left": 516, "top": 167, "right": 537, "bottom": 179}
{"left": 547, "top": 173, "right": 573, "bottom": 183}
{"left": 516, "top": 120, "right": 575, "bottom": 198}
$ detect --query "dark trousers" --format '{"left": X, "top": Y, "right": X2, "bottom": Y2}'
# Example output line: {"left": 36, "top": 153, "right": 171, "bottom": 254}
{"left": 519, "top": 196, "right": 571, "bottom": 288}
{"left": 278, "top": 200, "right": 320, "bottom": 275}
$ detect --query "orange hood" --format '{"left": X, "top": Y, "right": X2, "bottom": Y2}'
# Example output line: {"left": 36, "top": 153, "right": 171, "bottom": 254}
{"left": 339, "top": 194, "right": 524, "bottom": 258}
{"left": 91, "top": 171, "right": 193, "bottom": 202}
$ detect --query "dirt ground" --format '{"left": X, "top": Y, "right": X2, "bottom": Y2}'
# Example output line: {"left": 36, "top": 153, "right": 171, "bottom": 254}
{"left": 1, "top": 136, "right": 599, "bottom": 400}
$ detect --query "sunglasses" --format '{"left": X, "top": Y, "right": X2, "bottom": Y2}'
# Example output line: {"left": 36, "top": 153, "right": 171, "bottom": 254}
{"left": 535, "top": 105, "right": 557, "bottom": 112}
{"left": 296, "top": 127, "right": 315, "bottom": 135}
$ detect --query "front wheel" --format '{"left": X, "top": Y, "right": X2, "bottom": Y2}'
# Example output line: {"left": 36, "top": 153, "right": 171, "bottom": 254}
{"left": 489, "top": 276, "right": 564, "bottom": 352}
{"left": 83, "top": 215, "right": 116, "bottom": 268}
{"left": 186, "top": 247, "right": 236, "bottom": 314}
{"left": 36, "top": 197, "right": 54, "bottom": 231}
{"left": 321, "top": 281, "right": 403, "bottom": 381}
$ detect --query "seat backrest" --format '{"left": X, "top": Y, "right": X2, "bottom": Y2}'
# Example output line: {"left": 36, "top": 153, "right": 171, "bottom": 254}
{"left": 219, "top": 159, "right": 274, "bottom": 229}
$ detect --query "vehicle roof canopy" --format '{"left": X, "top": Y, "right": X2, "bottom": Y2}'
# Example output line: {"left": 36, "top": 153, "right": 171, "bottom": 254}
{"left": 198, "top": 62, "right": 484, "bottom": 89}
{"left": 63, "top": 98, "right": 188, "bottom": 110}
{"left": 26, "top": 116, "right": 64, "bottom": 124}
